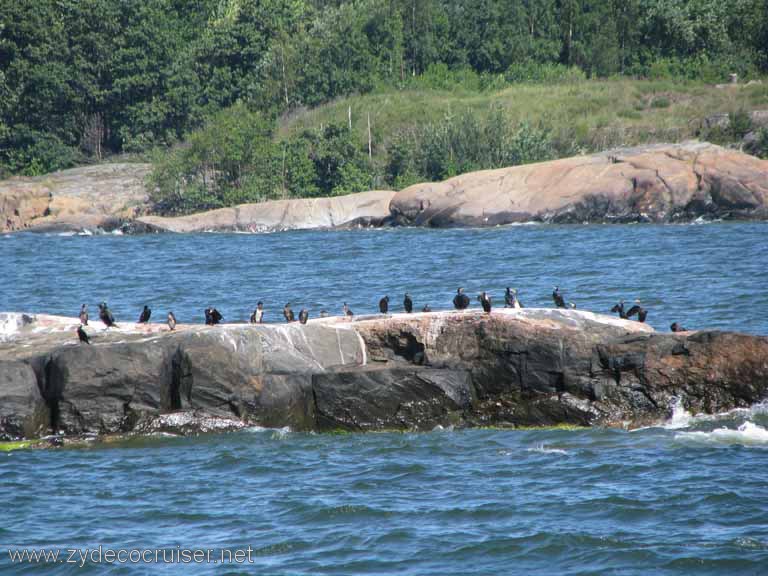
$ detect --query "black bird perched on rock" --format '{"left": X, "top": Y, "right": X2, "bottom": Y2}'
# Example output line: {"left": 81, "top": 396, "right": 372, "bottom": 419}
{"left": 505, "top": 288, "right": 522, "bottom": 309}
{"left": 670, "top": 322, "right": 687, "bottom": 332}
{"left": 250, "top": 302, "right": 264, "bottom": 324}
{"left": 79, "top": 304, "right": 88, "bottom": 325}
{"left": 379, "top": 296, "right": 389, "bottom": 314}
{"left": 403, "top": 293, "right": 413, "bottom": 313}
{"left": 167, "top": 311, "right": 177, "bottom": 331}
{"left": 422, "top": 304, "right": 431, "bottom": 312}
{"left": 138, "top": 305, "right": 151, "bottom": 323}
{"left": 283, "top": 303, "right": 295, "bottom": 323}
{"left": 610, "top": 300, "right": 628, "bottom": 319}
{"left": 299, "top": 309, "right": 309, "bottom": 324}
{"left": 98, "top": 302, "right": 116, "bottom": 328}
{"left": 77, "top": 325, "right": 90, "bottom": 344}
{"left": 453, "top": 288, "right": 470, "bottom": 310}
{"left": 626, "top": 300, "right": 648, "bottom": 323}
{"left": 552, "top": 286, "right": 567, "bottom": 308}
{"left": 343, "top": 302, "right": 354, "bottom": 317}
{"left": 478, "top": 291, "right": 492, "bottom": 313}
{"left": 205, "top": 307, "right": 223, "bottom": 325}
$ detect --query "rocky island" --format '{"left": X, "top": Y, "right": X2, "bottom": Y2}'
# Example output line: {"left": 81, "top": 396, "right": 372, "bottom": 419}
{"left": 2, "top": 309, "right": 767, "bottom": 442}
{"left": 2, "top": 141, "right": 767, "bottom": 234}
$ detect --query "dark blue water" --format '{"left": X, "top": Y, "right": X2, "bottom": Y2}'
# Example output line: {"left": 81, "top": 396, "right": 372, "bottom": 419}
{"left": 2, "top": 223, "right": 768, "bottom": 574}
{"left": 3, "top": 223, "right": 768, "bottom": 333}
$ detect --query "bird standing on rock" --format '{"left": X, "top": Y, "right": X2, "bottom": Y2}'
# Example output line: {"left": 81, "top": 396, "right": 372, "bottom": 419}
{"left": 611, "top": 301, "right": 627, "bottom": 319}
{"left": 453, "top": 288, "right": 470, "bottom": 310}
{"left": 626, "top": 300, "right": 648, "bottom": 323}
{"left": 671, "top": 322, "right": 687, "bottom": 332}
{"left": 79, "top": 304, "right": 89, "bottom": 325}
{"left": 250, "top": 302, "right": 264, "bottom": 324}
{"left": 379, "top": 296, "right": 389, "bottom": 314}
{"left": 422, "top": 304, "right": 431, "bottom": 312}
{"left": 505, "top": 288, "right": 522, "bottom": 309}
{"left": 167, "top": 311, "right": 177, "bottom": 331}
{"left": 283, "top": 303, "right": 295, "bottom": 323}
{"left": 205, "top": 307, "right": 223, "bottom": 325}
{"left": 478, "top": 291, "right": 492, "bottom": 313}
{"left": 138, "top": 305, "right": 151, "bottom": 323}
{"left": 77, "top": 325, "right": 90, "bottom": 344}
{"left": 552, "top": 287, "right": 567, "bottom": 308}
{"left": 403, "top": 293, "right": 413, "bottom": 313}
{"left": 98, "top": 302, "right": 116, "bottom": 328}
{"left": 299, "top": 309, "right": 309, "bottom": 324}
{"left": 343, "top": 303, "right": 354, "bottom": 317}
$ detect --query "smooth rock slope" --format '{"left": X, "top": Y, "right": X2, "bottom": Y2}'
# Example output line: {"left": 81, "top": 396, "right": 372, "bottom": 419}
{"left": 2, "top": 142, "right": 767, "bottom": 234}
{"left": 2, "top": 309, "right": 767, "bottom": 440}
{"left": 390, "top": 141, "right": 768, "bottom": 225}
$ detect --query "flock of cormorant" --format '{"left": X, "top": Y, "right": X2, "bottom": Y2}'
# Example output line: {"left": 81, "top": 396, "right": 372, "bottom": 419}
{"left": 73, "top": 286, "right": 688, "bottom": 345}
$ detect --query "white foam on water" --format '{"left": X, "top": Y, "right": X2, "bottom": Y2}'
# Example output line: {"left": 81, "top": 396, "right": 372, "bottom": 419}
{"left": 664, "top": 397, "right": 693, "bottom": 429}
{"left": 675, "top": 421, "right": 768, "bottom": 447}
{"left": 526, "top": 443, "right": 568, "bottom": 455}
{"left": 270, "top": 426, "right": 292, "bottom": 440}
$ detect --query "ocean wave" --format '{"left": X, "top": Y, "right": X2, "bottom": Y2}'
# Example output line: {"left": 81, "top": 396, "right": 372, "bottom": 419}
{"left": 656, "top": 398, "right": 768, "bottom": 431}
{"left": 525, "top": 444, "right": 568, "bottom": 455}
{"left": 675, "top": 421, "right": 768, "bottom": 447}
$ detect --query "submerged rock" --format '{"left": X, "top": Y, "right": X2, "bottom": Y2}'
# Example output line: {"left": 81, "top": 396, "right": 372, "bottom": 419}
{"left": 0, "top": 309, "right": 766, "bottom": 439}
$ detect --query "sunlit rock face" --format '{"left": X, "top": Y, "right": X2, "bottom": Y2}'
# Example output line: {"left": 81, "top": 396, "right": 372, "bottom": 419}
{"left": 389, "top": 142, "right": 768, "bottom": 226}
{"left": 1, "top": 309, "right": 767, "bottom": 439}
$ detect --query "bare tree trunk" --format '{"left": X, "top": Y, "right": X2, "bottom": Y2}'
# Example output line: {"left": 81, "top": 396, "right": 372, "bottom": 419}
{"left": 367, "top": 113, "right": 372, "bottom": 159}
{"left": 280, "top": 42, "right": 289, "bottom": 106}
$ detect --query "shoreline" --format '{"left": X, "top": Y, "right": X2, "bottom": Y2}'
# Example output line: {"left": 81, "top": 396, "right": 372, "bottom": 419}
{"left": 2, "top": 141, "right": 767, "bottom": 235}
{"left": 2, "top": 309, "right": 766, "bottom": 443}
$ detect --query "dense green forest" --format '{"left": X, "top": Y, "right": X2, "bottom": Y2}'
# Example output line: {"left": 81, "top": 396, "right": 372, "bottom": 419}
{"left": 2, "top": 0, "right": 768, "bottom": 213}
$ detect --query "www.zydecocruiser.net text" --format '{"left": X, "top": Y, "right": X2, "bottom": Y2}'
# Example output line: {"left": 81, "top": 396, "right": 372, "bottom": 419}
{"left": 7, "top": 546, "right": 257, "bottom": 567}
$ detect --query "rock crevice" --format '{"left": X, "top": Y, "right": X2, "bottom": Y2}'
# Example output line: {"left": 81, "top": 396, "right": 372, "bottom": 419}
{"left": 2, "top": 310, "right": 766, "bottom": 439}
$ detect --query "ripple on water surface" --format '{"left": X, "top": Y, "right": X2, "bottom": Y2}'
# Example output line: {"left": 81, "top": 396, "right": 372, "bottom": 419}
{"left": 3, "top": 224, "right": 768, "bottom": 574}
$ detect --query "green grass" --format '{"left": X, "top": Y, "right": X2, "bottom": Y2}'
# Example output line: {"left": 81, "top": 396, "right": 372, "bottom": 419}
{"left": 278, "top": 78, "right": 768, "bottom": 156}
{"left": 0, "top": 440, "right": 36, "bottom": 451}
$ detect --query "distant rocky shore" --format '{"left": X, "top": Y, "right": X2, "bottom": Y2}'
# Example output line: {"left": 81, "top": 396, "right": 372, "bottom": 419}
{"left": 2, "top": 309, "right": 767, "bottom": 442}
{"left": 1, "top": 141, "right": 767, "bottom": 235}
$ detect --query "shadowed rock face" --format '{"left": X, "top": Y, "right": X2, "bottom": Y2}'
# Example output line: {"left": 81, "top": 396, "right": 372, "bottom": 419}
{"left": 0, "top": 310, "right": 766, "bottom": 439}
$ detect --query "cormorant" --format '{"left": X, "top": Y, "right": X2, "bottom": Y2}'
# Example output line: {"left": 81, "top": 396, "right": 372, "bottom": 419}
{"left": 299, "top": 309, "right": 309, "bottom": 324}
{"left": 422, "top": 304, "right": 431, "bottom": 312}
{"left": 320, "top": 310, "right": 328, "bottom": 318}
{"left": 167, "top": 311, "right": 177, "bottom": 331}
{"left": 138, "top": 305, "right": 151, "bottom": 324}
{"left": 283, "top": 303, "right": 295, "bottom": 323}
{"left": 250, "top": 301, "right": 264, "bottom": 324}
{"left": 453, "top": 288, "right": 470, "bottom": 310}
{"left": 205, "top": 307, "right": 223, "bottom": 325}
{"left": 77, "top": 325, "right": 90, "bottom": 344}
{"left": 670, "top": 322, "right": 687, "bottom": 332}
{"left": 343, "top": 303, "right": 353, "bottom": 317}
{"left": 552, "top": 287, "right": 567, "bottom": 308}
{"left": 453, "top": 288, "right": 469, "bottom": 310}
{"left": 505, "top": 288, "right": 522, "bottom": 309}
{"left": 403, "top": 293, "right": 413, "bottom": 313}
{"left": 626, "top": 300, "right": 648, "bottom": 323}
{"left": 611, "top": 300, "right": 628, "bottom": 319}
{"left": 478, "top": 291, "right": 492, "bottom": 313}
{"left": 79, "top": 304, "right": 88, "bottom": 325}
{"left": 98, "top": 302, "right": 116, "bottom": 328}
{"left": 379, "top": 296, "right": 389, "bottom": 314}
